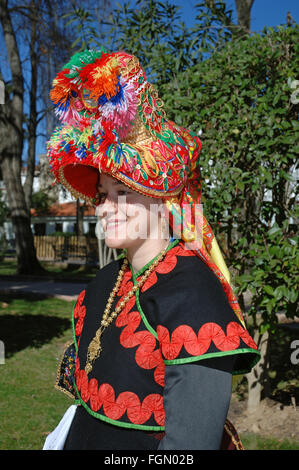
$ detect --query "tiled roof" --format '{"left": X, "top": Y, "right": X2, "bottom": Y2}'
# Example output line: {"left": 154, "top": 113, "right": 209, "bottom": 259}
{"left": 31, "top": 202, "right": 96, "bottom": 217}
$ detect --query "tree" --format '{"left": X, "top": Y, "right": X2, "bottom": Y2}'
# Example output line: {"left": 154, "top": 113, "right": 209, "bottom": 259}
{"left": 198, "top": 0, "right": 255, "bottom": 36}
{"left": 161, "top": 24, "right": 299, "bottom": 410}
{"left": 235, "top": 0, "right": 254, "bottom": 32}
{"left": 0, "top": 0, "right": 42, "bottom": 273}
{"left": 66, "top": 0, "right": 241, "bottom": 88}
{"left": 108, "top": 0, "right": 193, "bottom": 86}
{"left": 0, "top": 185, "right": 9, "bottom": 257}
{"left": 31, "top": 190, "right": 54, "bottom": 215}
{"left": 76, "top": 199, "right": 85, "bottom": 236}
{"left": 0, "top": 0, "right": 102, "bottom": 273}
{"left": 65, "top": 0, "right": 193, "bottom": 87}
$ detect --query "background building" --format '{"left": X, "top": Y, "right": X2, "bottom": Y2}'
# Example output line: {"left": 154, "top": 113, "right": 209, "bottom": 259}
{"left": 1, "top": 153, "right": 98, "bottom": 246}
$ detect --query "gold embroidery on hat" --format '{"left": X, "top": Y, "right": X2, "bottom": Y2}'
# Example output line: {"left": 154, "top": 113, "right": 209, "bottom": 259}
{"left": 123, "top": 114, "right": 153, "bottom": 147}
{"left": 122, "top": 55, "right": 142, "bottom": 80}
{"left": 113, "top": 172, "right": 183, "bottom": 198}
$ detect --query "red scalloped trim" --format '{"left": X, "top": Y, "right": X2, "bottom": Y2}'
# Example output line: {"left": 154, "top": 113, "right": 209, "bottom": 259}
{"left": 140, "top": 243, "right": 195, "bottom": 292}
{"left": 115, "top": 242, "right": 195, "bottom": 295}
{"left": 157, "top": 321, "right": 258, "bottom": 360}
{"left": 73, "top": 284, "right": 165, "bottom": 389}
{"left": 117, "top": 269, "right": 133, "bottom": 297}
{"left": 73, "top": 290, "right": 86, "bottom": 337}
{"left": 75, "top": 358, "right": 165, "bottom": 426}
{"left": 73, "top": 288, "right": 165, "bottom": 426}
{"left": 115, "top": 304, "right": 165, "bottom": 387}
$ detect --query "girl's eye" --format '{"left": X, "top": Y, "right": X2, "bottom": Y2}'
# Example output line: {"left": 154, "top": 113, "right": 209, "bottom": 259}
{"left": 97, "top": 193, "right": 107, "bottom": 204}
{"left": 95, "top": 188, "right": 130, "bottom": 205}
{"left": 118, "top": 190, "right": 130, "bottom": 196}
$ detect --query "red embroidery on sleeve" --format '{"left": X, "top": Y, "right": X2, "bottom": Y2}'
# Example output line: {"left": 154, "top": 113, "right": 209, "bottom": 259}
{"left": 157, "top": 321, "right": 258, "bottom": 360}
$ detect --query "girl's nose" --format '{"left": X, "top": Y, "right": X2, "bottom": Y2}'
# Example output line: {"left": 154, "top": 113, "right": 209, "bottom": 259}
{"left": 95, "top": 194, "right": 117, "bottom": 218}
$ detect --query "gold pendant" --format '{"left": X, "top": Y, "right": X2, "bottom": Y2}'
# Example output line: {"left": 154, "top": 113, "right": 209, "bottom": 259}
{"left": 89, "top": 335, "right": 101, "bottom": 359}
{"left": 85, "top": 329, "right": 103, "bottom": 375}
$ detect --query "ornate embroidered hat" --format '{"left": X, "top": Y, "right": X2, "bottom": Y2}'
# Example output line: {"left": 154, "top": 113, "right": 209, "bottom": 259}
{"left": 48, "top": 48, "right": 201, "bottom": 201}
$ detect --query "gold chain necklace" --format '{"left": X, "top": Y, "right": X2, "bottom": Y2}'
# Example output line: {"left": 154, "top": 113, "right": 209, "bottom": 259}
{"left": 85, "top": 245, "right": 169, "bottom": 375}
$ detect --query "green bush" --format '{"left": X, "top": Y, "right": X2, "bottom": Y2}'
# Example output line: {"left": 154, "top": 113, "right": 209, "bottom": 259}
{"left": 161, "top": 25, "right": 299, "bottom": 403}
{"left": 31, "top": 191, "right": 54, "bottom": 216}
{"left": 161, "top": 25, "right": 299, "bottom": 331}
{"left": 49, "top": 231, "right": 76, "bottom": 237}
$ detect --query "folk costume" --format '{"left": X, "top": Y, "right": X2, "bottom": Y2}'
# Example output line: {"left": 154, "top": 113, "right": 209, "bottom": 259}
{"left": 44, "top": 49, "right": 260, "bottom": 450}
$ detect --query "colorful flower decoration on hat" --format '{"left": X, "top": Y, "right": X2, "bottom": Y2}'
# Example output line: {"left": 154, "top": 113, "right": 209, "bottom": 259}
{"left": 47, "top": 118, "right": 196, "bottom": 204}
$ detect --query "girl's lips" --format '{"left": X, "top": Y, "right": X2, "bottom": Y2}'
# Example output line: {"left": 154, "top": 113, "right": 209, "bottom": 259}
{"left": 105, "top": 219, "right": 127, "bottom": 230}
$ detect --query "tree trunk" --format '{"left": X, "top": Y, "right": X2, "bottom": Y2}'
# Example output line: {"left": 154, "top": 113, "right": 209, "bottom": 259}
{"left": 0, "top": 0, "right": 43, "bottom": 274}
{"left": 235, "top": 0, "right": 254, "bottom": 33}
{"left": 23, "top": 0, "right": 39, "bottom": 212}
{"left": 76, "top": 199, "right": 84, "bottom": 236}
{"left": 246, "top": 327, "right": 269, "bottom": 411}
{"left": 1, "top": 153, "right": 42, "bottom": 274}
{"left": 203, "top": 0, "right": 255, "bottom": 37}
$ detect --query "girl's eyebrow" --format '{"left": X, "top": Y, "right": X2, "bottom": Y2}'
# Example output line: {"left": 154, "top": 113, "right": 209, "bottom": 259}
{"left": 98, "top": 181, "right": 128, "bottom": 188}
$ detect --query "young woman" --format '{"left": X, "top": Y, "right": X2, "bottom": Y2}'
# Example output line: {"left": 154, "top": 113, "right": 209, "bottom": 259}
{"left": 44, "top": 48, "right": 260, "bottom": 450}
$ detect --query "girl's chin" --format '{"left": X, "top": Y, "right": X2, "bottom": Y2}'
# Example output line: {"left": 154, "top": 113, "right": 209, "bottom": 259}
{"left": 104, "top": 235, "right": 146, "bottom": 250}
{"left": 104, "top": 236, "right": 128, "bottom": 249}
{"left": 102, "top": 223, "right": 127, "bottom": 248}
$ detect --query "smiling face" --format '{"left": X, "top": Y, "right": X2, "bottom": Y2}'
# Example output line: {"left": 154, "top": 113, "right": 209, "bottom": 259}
{"left": 95, "top": 173, "right": 167, "bottom": 250}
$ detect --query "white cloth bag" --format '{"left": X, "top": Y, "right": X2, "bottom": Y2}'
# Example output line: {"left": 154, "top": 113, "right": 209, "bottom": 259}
{"left": 43, "top": 405, "right": 77, "bottom": 450}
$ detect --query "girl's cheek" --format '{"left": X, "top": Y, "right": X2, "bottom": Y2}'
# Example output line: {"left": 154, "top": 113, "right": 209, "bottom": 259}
{"left": 117, "top": 199, "right": 130, "bottom": 216}
{"left": 95, "top": 205, "right": 102, "bottom": 217}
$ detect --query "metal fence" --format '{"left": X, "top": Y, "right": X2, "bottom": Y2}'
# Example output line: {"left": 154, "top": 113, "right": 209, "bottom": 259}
{"left": 33, "top": 236, "right": 117, "bottom": 267}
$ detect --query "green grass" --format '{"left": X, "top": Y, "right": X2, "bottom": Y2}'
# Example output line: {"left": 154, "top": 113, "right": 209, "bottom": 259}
{"left": 0, "top": 259, "right": 18, "bottom": 275}
{"left": 0, "top": 296, "right": 73, "bottom": 450}
{"left": 0, "top": 258, "right": 97, "bottom": 279}
{"left": 241, "top": 433, "right": 299, "bottom": 450}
